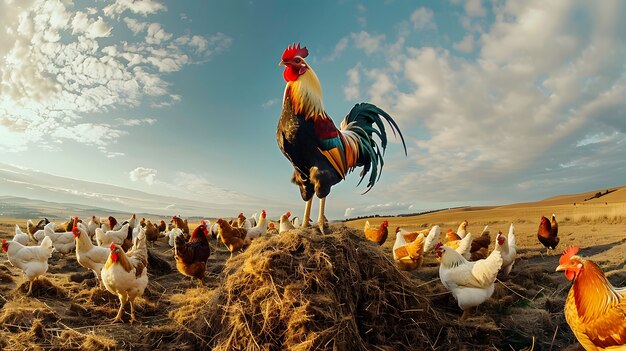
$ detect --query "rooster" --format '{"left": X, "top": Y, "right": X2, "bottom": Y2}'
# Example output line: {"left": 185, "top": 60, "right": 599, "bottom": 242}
{"left": 556, "top": 246, "right": 626, "bottom": 350}
{"left": 101, "top": 227, "right": 148, "bottom": 323}
{"left": 538, "top": 214, "right": 559, "bottom": 255}
{"left": 174, "top": 221, "right": 211, "bottom": 282}
{"left": 277, "top": 43, "right": 407, "bottom": 233}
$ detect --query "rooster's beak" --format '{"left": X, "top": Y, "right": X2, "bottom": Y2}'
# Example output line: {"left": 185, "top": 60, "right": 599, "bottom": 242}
{"left": 278, "top": 61, "right": 285, "bottom": 66}
{"left": 555, "top": 265, "right": 566, "bottom": 272}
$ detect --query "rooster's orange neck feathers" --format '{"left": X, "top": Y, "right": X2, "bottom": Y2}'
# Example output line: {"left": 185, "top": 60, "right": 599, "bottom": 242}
{"left": 572, "top": 260, "right": 621, "bottom": 320}
{"left": 284, "top": 65, "right": 325, "bottom": 121}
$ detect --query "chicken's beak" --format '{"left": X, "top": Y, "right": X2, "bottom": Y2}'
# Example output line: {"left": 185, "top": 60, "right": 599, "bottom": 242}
{"left": 278, "top": 61, "right": 285, "bottom": 66}
{"left": 555, "top": 264, "right": 566, "bottom": 272}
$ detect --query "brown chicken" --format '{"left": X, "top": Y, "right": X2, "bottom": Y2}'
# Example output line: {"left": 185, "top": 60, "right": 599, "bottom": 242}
{"left": 470, "top": 225, "right": 491, "bottom": 261}
{"left": 363, "top": 220, "right": 389, "bottom": 245}
{"left": 216, "top": 218, "right": 250, "bottom": 257}
{"left": 157, "top": 220, "right": 167, "bottom": 233}
{"left": 121, "top": 214, "right": 137, "bottom": 252}
{"left": 172, "top": 216, "right": 190, "bottom": 237}
{"left": 556, "top": 246, "right": 626, "bottom": 350}
{"left": 237, "top": 212, "right": 246, "bottom": 227}
{"left": 538, "top": 214, "right": 559, "bottom": 254}
{"left": 174, "top": 222, "right": 211, "bottom": 281}
{"left": 145, "top": 220, "right": 160, "bottom": 246}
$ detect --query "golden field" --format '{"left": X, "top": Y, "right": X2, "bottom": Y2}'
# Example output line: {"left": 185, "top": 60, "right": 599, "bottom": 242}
{"left": 0, "top": 185, "right": 624, "bottom": 350}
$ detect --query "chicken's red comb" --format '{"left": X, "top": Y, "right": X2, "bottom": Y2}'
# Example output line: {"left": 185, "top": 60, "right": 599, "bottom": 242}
{"left": 72, "top": 216, "right": 79, "bottom": 230}
{"left": 2, "top": 239, "right": 5, "bottom": 244}
{"left": 109, "top": 242, "right": 116, "bottom": 251}
{"left": 282, "top": 43, "right": 308, "bottom": 61}
{"left": 560, "top": 246, "right": 579, "bottom": 265}
{"left": 201, "top": 220, "right": 206, "bottom": 226}
{"left": 285, "top": 211, "right": 291, "bottom": 217}
{"left": 238, "top": 212, "right": 244, "bottom": 217}
{"left": 435, "top": 242, "right": 443, "bottom": 250}
{"left": 395, "top": 227, "right": 401, "bottom": 233}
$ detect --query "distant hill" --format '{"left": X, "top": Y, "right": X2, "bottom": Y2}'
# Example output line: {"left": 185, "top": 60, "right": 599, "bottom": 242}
{"left": 0, "top": 196, "right": 157, "bottom": 220}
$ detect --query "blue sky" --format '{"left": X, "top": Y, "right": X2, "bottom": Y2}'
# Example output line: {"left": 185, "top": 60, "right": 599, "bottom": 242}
{"left": 0, "top": 0, "right": 625, "bottom": 219}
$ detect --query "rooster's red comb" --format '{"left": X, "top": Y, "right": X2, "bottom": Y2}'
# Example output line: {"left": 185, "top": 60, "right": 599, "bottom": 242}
{"left": 435, "top": 242, "right": 443, "bottom": 250}
{"left": 282, "top": 43, "right": 308, "bottom": 61}
{"left": 109, "top": 242, "right": 116, "bottom": 251}
{"left": 559, "top": 246, "right": 579, "bottom": 265}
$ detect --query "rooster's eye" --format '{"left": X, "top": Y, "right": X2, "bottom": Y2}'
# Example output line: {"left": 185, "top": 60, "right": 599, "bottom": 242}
{"left": 294, "top": 58, "right": 301, "bottom": 64}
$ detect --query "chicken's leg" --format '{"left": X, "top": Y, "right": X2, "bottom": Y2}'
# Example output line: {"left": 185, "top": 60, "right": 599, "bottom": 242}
{"left": 113, "top": 294, "right": 128, "bottom": 323}
{"left": 129, "top": 299, "right": 137, "bottom": 324}
{"left": 302, "top": 199, "right": 312, "bottom": 228}
{"left": 27, "top": 279, "right": 34, "bottom": 296}
{"left": 317, "top": 197, "right": 329, "bottom": 234}
{"left": 460, "top": 309, "right": 470, "bottom": 321}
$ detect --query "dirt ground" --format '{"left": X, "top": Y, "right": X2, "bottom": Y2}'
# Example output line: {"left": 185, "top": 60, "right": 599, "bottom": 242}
{"left": 0, "top": 186, "right": 624, "bottom": 350}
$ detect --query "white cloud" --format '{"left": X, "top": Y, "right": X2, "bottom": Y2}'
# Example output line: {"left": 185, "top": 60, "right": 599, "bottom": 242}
{"left": 129, "top": 167, "right": 157, "bottom": 185}
{"left": 343, "top": 65, "right": 361, "bottom": 100}
{"left": 453, "top": 34, "right": 474, "bottom": 52}
{"left": 351, "top": 31, "right": 385, "bottom": 55}
{"left": 262, "top": 99, "right": 278, "bottom": 108}
{"left": 103, "top": 0, "right": 166, "bottom": 18}
{"left": 345, "top": 1, "right": 626, "bottom": 204}
{"left": 0, "top": 0, "right": 232, "bottom": 155}
{"left": 116, "top": 118, "right": 156, "bottom": 126}
{"left": 410, "top": 7, "right": 436, "bottom": 30}
{"left": 322, "top": 36, "right": 349, "bottom": 62}
{"left": 465, "top": 0, "right": 486, "bottom": 17}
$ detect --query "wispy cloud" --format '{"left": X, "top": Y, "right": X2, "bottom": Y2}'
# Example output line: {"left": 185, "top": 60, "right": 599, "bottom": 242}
{"left": 0, "top": 0, "right": 231, "bottom": 155}
{"left": 342, "top": 1, "right": 626, "bottom": 205}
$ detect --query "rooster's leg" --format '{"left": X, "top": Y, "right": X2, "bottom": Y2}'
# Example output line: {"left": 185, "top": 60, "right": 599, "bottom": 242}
{"left": 301, "top": 199, "right": 312, "bottom": 228}
{"left": 317, "top": 197, "right": 329, "bottom": 234}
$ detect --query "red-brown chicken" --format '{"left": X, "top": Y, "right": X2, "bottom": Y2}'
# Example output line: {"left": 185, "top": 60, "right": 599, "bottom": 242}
{"left": 174, "top": 222, "right": 211, "bottom": 281}
{"left": 363, "top": 220, "right": 389, "bottom": 245}
{"left": 556, "top": 246, "right": 626, "bottom": 350}
{"left": 216, "top": 218, "right": 250, "bottom": 257}
{"left": 538, "top": 214, "right": 559, "bottom": 254}
{"left": 470, "top": 225, "right": 491, "bottom": 261}
{"left": 277, "top": 43, "right": 406, "bottom": 233}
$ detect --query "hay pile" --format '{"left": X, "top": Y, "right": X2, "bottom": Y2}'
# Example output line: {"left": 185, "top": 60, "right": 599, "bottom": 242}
{"left": 171, "top": 225, "right": 443, "bottom": 350}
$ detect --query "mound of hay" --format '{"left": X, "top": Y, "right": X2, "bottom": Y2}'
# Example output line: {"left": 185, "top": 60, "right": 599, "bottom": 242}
{"left": 171, "top": 225, "right": 442, "bottom": 350}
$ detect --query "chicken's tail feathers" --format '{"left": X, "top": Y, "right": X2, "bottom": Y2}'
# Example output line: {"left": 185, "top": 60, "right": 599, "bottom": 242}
{"left": 129, "top": 226, "right": 148, "bottom": 262}
{"left": 40, "top": 236, "right": 54, "bottom": 256}
{"left": 340, "top": 103, "right": 407, "bottom": 193}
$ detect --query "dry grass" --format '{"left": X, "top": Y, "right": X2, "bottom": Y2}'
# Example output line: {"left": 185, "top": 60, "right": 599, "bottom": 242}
{"left": 0, "top": 188, "right": 625, "bottom": 350}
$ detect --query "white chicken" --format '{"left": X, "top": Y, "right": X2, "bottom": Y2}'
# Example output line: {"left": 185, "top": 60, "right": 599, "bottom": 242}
{"left": 495, "top": 224, "right": 517, "bottom": 276}
{"left": 279, "top": 211, "right": 295, "bottom": 234}
{"left": 101, "top": 226, "right": 148, "bottom": 323}
{"left": 86, "top": 215, "right": 100, "bottom": 238}
{"left": 165, "top": 227, "right": 184, "bottom": 247}
{"left": 2, "top": 236, "right": 54, "bottom": 295}
{"left": 95, "top": 223, "right": 130, "bottom": 247}
{"left": 72, "top": 217, "right": 109, "bottom": 286}
{"left": 436, "top": 242, "right": 502, "bottom": 320}
{"left": 457, "top": 220, "right": 469, "bottom": 239}
{"left": 13, "top": 225, "right": 30, "bottom": 246}
{"left": 245, "top": 210, "right": 268, "bottom": 240}
{"left": 43, "top": 222, "right": 75, "bottom": 254}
